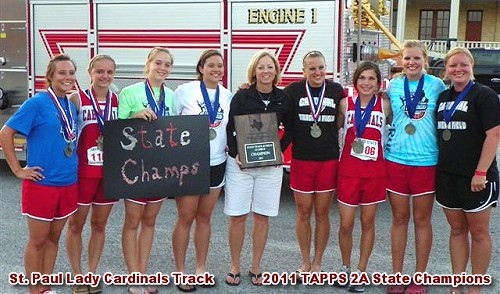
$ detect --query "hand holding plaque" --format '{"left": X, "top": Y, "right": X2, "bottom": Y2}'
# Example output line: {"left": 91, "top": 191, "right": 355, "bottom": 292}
{"left": 234, "top": 112, "right": 283, "bottom": 168}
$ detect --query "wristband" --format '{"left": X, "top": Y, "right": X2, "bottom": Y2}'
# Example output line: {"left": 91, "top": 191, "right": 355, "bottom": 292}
{"left": 474, "top": 170, "right": 487, "bottom": 176}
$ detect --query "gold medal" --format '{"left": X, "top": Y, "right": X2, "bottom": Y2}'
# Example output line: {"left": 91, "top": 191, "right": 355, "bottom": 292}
{"left": 209, "top": 128, "right": 217, "bottom": 140}
{"left": 64, "top": 143, "right": 73, "bottom": 157}
{"left": 352, "top": 138, "right": 364, "bottom": 154}
{"left": 442, "top": 129, "right": 452, "bottom": 141}
{"left": 405, "top": 123, "right": 416, "bottom": 135}
{"left": 96, "top": 135, "right": 104, "bottom": 151}
{"left": 310, "top": 122, "right": 322, "bottom": 138}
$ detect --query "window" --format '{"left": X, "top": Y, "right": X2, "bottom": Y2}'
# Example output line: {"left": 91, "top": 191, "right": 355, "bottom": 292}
{"left": 419, "top": 10, "right": 450, "bottom": 39}
{"left": 468, "top": 11, "right": 482, "bottom": 22}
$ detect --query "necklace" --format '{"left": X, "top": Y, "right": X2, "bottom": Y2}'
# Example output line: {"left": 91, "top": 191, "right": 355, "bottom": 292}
{"left": 258, "top": 91, "right": 271, "bottom": 106}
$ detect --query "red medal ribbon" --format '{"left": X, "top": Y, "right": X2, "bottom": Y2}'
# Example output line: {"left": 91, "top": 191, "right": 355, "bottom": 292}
{"left": 305, "top": 82, "right": 326, "bottom": 122}
{"left": 82, "top": 88, "right": 115, "bottom": 133}
{"left": 47, "top": 87, "right": 75, "bottom": 141}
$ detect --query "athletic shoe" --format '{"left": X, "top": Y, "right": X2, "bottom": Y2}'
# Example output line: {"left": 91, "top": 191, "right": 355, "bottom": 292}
{"left": 333, "top": 265, "right": 351, "bottom": 287}
{"left": 348, "top": 269, "right": 366, "bottom": 293}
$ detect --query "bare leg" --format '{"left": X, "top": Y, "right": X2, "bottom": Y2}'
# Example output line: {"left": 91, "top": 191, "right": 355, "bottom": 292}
{"left": 357, "top": 204, "right": 378, "bottom": 272}
{"left": 311, "top": 191, "right": 333, "bottom": 272}
{"left": 467, "top": 207, "right": 492, "bottom": 294}
{"left": 443, "top": 208, "right": 469, "bottom": 294}
{"left": 250, "top": 212, "right": 269, "bottom": 285}
{"left": 294, "top": 192, "right": 313, "bottom": 271}
{"left": 388, "top": 192, "right": 410, "bottom": 273}
{"left": 66, "top": 205, "right": 90, "bottom": 275}
{"left": 87, "top": 204, "right": 113, "bottom": 273}
{"left": 412, "top": 193, "right": 434, "bottom": 273}
{"left": 121, "top": 200, "right": 144, "bottom": 273}
{"left": 338, "top": 202, "right": 356, "bottom": 269}
{"left": 25, "top": 218, "right": 51, "bottom": 294}
{"left": 172, "top": 195, "right": 198, "bottom": 273}
{"left": 226, "top": 214, "right": 247, "bottom": 284}
{"left": 43, "top": 218, "right": 67, "bottom": 274}
{"left": 194, "top": 188, "right": 221, "bottom": 274}
{"left": 37, "top": 218, "right": 68, "bottom": 293}
{"left": 138, "top": 201, "right": 163, "bottom": 273}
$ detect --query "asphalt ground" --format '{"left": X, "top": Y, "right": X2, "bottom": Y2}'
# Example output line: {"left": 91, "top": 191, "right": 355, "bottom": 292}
{"left": 0, "top": 157, "right": 499, "bottom": 294}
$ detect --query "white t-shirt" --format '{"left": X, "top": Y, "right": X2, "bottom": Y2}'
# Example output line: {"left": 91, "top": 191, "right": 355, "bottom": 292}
{"left": 174, "top": 80, "right": 232, "bottom": 166}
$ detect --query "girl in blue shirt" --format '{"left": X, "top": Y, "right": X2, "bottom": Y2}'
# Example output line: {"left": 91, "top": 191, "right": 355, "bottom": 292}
{"left": 385, "top": 40, "right": 447, "bottom": 294}
{"left": 0, "top": 54, "right": 78, "bottom": 294}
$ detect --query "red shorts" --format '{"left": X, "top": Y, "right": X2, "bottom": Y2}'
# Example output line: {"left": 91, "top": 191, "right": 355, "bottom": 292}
{"left": 125, "top": 197, "right": 166, "bottom": 205}
{"left": 22, "top": 180, "right": 78, "bottom": 221}
{"left": 290, "top": 159, "right": 338, "bottom": 193}
{"left": 386, "top": 161, "right": 436, "bottom": 196}
{"left": 78, "top": 177, "right": 118, "bottom": 206}
{"left": 337, "top": 176, "right": 387, "bottom": 206}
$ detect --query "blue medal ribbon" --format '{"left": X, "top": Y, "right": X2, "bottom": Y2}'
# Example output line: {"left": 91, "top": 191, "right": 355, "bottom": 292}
{"left": 444, "top": 81, "right": 474, "bottom": 124}
{"left": 200, "top": 80, "right": 220, "bottom": 126}
{"left": 145, "top": 80, "right": 166, "bottom": 116}
{"left": 404, "top": 75, "right": 425, "bottom": 119}
{"left": 354, "top": 95, "right": 377, "bottom": 138}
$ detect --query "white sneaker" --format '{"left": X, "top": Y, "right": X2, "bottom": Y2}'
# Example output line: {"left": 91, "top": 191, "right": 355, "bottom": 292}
{"left": 347, "top": 269, "right": 366, "bottom": 293}
{"left": 333, "top": 265, "right": 351, "bottom": 287}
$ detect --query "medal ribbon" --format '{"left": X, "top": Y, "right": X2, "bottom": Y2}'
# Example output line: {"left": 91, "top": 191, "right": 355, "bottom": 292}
{"left": 354, "top": 95, "right": 376, "bottom": 138}
{"left": 305, "top": 82, "right": 326, "bottom": 122}
{"left": 200, "top": 81, "right": 220, "bottom": 126}
{"left": 47, "top": 87, "right": 75, "bottom": 142}
{"left": 145, "top": 79, "right": 165, "bottom": 116}
{"left": 83, "top": 88, "right": 114, "bottom": 134}
{"left": 404, "top": 75, "right": 425, "bottom": 119}
{"left": 444, "top": 81, "right": 474, "bottom": 124}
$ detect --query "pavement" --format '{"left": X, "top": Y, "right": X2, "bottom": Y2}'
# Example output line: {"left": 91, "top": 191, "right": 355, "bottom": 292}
{"left": 0, "top": 158, "right": 499, "bottom": 294}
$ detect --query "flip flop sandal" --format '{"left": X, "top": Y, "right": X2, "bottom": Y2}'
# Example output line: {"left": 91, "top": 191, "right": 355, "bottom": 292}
{"left": 176, "top": 284, "right": 196, "bottom": 293}
{"left": 249, "top": 271, "right": 263, "bottom": 286}
{"left": 386, "top": 285, "right": 406, "bottom": 294}
{"left": 225, "top": 272, "right": 241, "bottom": 286}
{"left": 128, "top": 286, "right": 148, "bottom": 294}
{"left": 198, "top": 276, "right": 216, "bottom": 288}
{"left": 146, "top": 286, "right": 159, "bottom": 294}
{"left": 295, "top": 268, "right": 310, "bottom": 283}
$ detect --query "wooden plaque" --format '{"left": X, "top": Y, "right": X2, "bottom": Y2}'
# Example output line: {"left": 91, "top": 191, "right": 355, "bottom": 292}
{"left": 234, "top": 112, "right": 283, "bottom": 168}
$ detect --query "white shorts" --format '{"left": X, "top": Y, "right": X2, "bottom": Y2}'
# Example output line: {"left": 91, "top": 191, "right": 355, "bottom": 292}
{"left": 223, "top": 156, "right": 283, "bottom": 217}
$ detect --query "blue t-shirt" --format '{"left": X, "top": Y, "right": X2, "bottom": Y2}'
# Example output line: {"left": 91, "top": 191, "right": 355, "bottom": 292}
{"left": 6, "top": 91, "right": 78, "bottom": 186}
{"left": 385, "top": 74, "right": 447, "bottom": 166}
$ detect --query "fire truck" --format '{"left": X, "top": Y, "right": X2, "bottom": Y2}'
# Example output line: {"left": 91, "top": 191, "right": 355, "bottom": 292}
{"left": 0, "top": 0, "right": 396, "bottom": 162}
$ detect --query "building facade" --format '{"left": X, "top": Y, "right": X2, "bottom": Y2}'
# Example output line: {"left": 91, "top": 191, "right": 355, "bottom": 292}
{"left": 392, "top": 0, "right": 500, "bottom": 51}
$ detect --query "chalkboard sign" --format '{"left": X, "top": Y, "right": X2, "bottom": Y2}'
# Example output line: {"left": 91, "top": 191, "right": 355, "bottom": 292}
{"left": 103, "top": 115, "right": 210, "bottom": 199}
